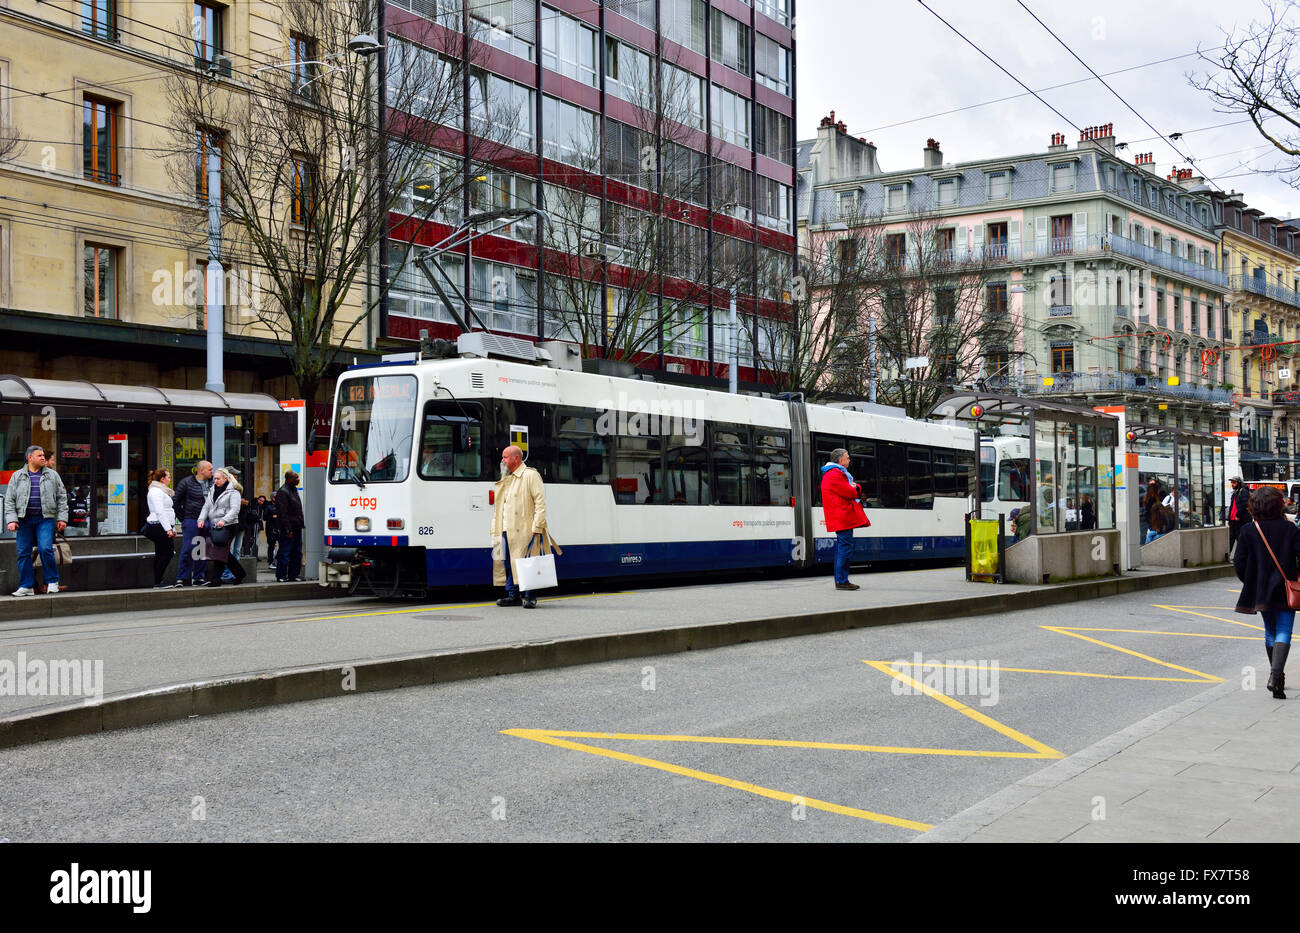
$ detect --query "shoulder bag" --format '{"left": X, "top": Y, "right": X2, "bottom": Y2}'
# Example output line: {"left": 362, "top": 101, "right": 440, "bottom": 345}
{"left": 1254, "top": 520, "right": 1300, "bottom": 610}
{"left": 34, "top": 532, "right": 73, "bottom": 569}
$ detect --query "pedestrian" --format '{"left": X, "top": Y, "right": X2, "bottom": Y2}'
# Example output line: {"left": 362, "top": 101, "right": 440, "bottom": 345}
{"left": 490, "top": 444, "right": 557, "bottom": 608}
{"left": 1234, "top": 486, "right": 1299, "bottom": 699}
{"left": 1080, "top": 493, "right": 1096, "bottom": 530}
{"left": 1014, "top": 505, "right": 1032, "bottom": 541}
{"left": 143, "top": 468, "right": 179, "bottom": 589}
{"left": 1145, "top": 502, "right": 1173, "bottom": 544}
{"left": 275, "top": 470, "right": 305, "bottom": 582}
{"left": 4, "top": 445, "right": 68, "bottom": 596}
{"left": 243, "top": 495, "right": 265, "bottom": 559}
{"left": 198, "top": 468, "right": 246, "bottom": 587}
{"left": 263, "top": 493, "right": 280, "bottom": 566}
{"left": 1228, "top": 477, "right": 1250, "bottom": 552}
{"left": 819, "top": 447, "right": 870, "bottom": 591}
{"left": 173, "top": 460, "right": 213, "bottom": 586}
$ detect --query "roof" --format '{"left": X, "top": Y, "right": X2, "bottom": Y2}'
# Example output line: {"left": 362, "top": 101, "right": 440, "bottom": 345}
{"left": 0, "top": 375, "right": 283, "bottom": 412}
{"left": 929, "top": 392, "right": 1119, "bottom": 427}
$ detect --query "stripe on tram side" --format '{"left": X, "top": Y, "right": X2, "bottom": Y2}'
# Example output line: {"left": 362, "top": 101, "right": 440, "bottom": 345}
{"left": 814, "top": 536, "right": 966, "bottom": 563}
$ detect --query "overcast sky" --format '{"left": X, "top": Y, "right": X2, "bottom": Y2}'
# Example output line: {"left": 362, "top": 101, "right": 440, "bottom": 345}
{"left": 798, "top": 0, "right": 1300, "bottom": 220}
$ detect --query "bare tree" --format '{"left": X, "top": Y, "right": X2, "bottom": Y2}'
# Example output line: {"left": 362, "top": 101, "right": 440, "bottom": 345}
{"left": 0, "top": 121, "right": 24, "bottom": 163}
{"left": 542, "top": 49, "right": 752, "bottom": 364}
{"left": 1191, "top": 0, "right": 1300, "bottom": 185}
{"left": 162, "top": 0, "right": 510, "bottom": 425}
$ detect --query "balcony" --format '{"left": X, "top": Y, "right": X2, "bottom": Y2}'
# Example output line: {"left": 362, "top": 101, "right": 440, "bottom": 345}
{"left": 1230, "top": 275, "right": 1300, "bottom": 310}
{"left": 1012, "top": 370, "right": 1231, "bottom": 403}
{"left": 1115, "top": 304, "right": 1128, "bottom": 317}
{"left": 1048, "top": 304, "right": 1073, "bottom": 317}
{"left": 1244, "top": 331, "right": 1285, "bottom": 346}
{"left": 1107, "top": 235, "right": 1228, "bottom": 288}
{"left": 1098, "top": 180, "right": 1216, "bottom": 235}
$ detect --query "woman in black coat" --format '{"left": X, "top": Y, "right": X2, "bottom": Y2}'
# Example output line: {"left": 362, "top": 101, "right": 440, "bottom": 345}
{"left": 1234, "top": 486, "right": 1300, "bottom": 698}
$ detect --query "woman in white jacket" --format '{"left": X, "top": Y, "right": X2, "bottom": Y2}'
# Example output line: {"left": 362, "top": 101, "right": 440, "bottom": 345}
{"left": 198, "top": 468, "right": 246, "bottom": 586}
{"left": 144, "top": 468, "right": 178, "bottom": 589}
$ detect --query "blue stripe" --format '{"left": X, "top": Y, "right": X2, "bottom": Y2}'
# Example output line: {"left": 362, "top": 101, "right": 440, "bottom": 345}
{"left": 326, "top": 535, "right": 410, "bottom": 547}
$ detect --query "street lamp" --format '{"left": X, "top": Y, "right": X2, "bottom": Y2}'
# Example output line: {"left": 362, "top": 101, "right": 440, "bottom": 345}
{"left": 205, "top": 35, "right": 382, "bottom": 469}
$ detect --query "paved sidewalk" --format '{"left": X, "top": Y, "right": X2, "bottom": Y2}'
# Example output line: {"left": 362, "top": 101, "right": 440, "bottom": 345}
{"left": 920, "top": 676, "right": 1299, "bottom": 842}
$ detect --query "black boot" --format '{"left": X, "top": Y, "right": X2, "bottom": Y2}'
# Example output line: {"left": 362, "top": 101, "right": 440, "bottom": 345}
{"left": 1271, "top": 643, "right": 1289, "bottom": 699}
{"left": 1267, "top": 644, "right": 1275, "bottom": 692}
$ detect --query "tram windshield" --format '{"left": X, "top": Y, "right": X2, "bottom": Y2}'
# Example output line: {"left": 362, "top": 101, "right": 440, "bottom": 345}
{"left": 330, "top": 375, "right": 417, "bottom": 485}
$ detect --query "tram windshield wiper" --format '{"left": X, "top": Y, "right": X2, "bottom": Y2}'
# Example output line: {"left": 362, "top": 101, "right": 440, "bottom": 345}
{"left": 334, "top": 440, "right": 367, "bottom": 489}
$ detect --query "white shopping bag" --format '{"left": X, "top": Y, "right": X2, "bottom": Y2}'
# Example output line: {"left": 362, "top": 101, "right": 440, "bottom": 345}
{"left": 514, "top": 552, "right": 558, "bottom": 591}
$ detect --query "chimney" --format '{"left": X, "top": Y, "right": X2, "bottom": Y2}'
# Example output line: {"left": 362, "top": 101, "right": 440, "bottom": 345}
{"left": 1048, "top": 131, "right": 1067, "bottom": 153}
{"left": 923, "top": 138, "right": 943, "bottom": 169}
{"left": 1077, "top": 121, "right": 1116, "bottom": 154}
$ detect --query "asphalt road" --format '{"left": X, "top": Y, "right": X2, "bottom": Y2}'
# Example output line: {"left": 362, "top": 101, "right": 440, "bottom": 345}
{"left": 0, "top": 577, "right": 1261, "bottom": 842}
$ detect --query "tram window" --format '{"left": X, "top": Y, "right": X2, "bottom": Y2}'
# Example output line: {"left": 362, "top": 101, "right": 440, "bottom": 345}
{"left": 979, "top": 446, "right": 996, "bottom": 501}
{"left": 933, "top": 449, "right": 956, "bottom": 496}
{"left": 612, "top": 434, "right": 663, "bottom": 504}
{"left": 956, "top": 451, "right": 974, "bottom": 497}
{"left": 712, "top": 422, "right": 752, "bottom": 506}
{"left": 907, "top": 446, "right": 934, "bottom": 509}
{"left": 813, "top": 433, "right": 846, "bottom": 507}
{"left": 998, "top": 458, "right": 1030, "bottom": 502}
{"left": 848, "top": 439, "right": 880, "bottom": 509}
{"left": 664, "top": 431, "right": 709, "bottom": 504}
{"left": 878, "top": 441, "right": 906, "bottom": 509}
{"left": 553, "top": 407, "right": 609, "bottom": 484}
{"left": 416, "top": 401, "right": 485, "bottom": 481}
{"left": 753, "top": 429, "right": 792, "bottom": 506}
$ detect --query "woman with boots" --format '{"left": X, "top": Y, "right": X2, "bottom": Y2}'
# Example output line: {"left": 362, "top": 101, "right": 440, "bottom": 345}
{"left": 197, "top": 468, "right": 247, "bottom": 587}
{"left": 143, "top": 468, "right": 178, "bottom": 589}
{"left": 1234, "top": 486, "right": 1299, "bottom": 698}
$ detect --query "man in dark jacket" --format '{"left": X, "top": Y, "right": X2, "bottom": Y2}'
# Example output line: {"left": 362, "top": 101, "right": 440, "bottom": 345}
{"left": 275, "top": 471, "right": 305, "bottom": 582}
{"left": 241, "top": 496, "right": 263, "bottom": 559}
{"left": 1228, "top": 477, "right": 1251, "bottom": 552}
{"left": 173, "top": 461, "right": 212, "bottom": 586}
{"left": 262, "top": 494, "right": 279, "bottom": 565}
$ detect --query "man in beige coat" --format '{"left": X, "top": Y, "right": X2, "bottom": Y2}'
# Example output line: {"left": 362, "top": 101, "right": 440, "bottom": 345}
{"left": 491, "top": 445, "right": 559, "bottom": 608}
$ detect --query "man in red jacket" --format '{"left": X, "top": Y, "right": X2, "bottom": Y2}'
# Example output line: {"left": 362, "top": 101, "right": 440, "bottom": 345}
{"left": 820, "top": 448, "right": 870, "bottom": 591}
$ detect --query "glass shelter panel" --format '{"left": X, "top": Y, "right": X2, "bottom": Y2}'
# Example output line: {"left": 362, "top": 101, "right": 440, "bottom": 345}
{"left": 1034, "top": 418, "right": 1059, "bottom": 533}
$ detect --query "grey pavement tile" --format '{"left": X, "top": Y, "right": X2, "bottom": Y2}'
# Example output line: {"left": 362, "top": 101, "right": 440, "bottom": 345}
{"left": 1206, "top": 816, "right": 1300, "bottom": 842}
{"left": 1200, "top": 741, "right": 1300, "bottom": 772}
{"left": 1178, "top": 762, "right": 1300, "bottom": 790}
{"left": 1063, "top": 818, "right": 1218, "bottom": 843}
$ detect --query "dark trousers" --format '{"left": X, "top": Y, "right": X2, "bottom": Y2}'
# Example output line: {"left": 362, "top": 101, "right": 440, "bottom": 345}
{"left": 177, "top": 517, "right": 207, "bottom": 583}
{"left": 143, "top": 522, "right": 175, "bottom": 585}
{"left": 1230, "top": 520, "right": 1244, "bottom": 550}
{"left": 245, "top": 522, "right": 262, "bottom": 558}
{"left": 206, "top": 553, "right": 246, "bottom": 586}
{"left": 277, "top": 530, "right": 303, "bottom": 580}
{"left": 266, "top": 526, "right": 279, "bottom": 564}
{"left": 502, "top": 532, "right": 532, "bottom": 599}
{"left": 834, "top": 529, "right": 853, "bottom": 584}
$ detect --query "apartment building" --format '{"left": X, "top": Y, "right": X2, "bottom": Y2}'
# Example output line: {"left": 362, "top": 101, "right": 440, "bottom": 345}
{"left": 382, "top": 0, "right": 798, "bottom": 385}
{"left": 0, "top": 0, "right": 374, "bottom": 531}
{"left": 799, "top": 119, "right": 1231, "bottom": 432}
{"left": 1210, "top": 192, "right": 1300, "bottom": 479}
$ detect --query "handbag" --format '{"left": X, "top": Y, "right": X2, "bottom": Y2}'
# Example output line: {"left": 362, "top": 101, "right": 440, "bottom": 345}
{"left": 209, "top": 524, "right": 233, "bottom": 548}
{"left": 513, "top": 535, "right": 559, "bottom": 591}
{"left": 34, "top": 532, "right": 73, "bottom": 568}
{"left": 1254, "top": 520, "right": 1300, "bottom": 611}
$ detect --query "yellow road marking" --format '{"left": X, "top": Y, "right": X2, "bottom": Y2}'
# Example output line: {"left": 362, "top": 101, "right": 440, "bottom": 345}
{"left": 503, "top": 728, "right": 934, "bottom": 831}
{"left": 1041, "top": 626, "right": 1222, "bottom": 682}
{"left": 887, "top": 661, "right": 1209, "bottom": 683}
{"left": 297, "top": 591, "right": 622, "bottom": 623}
{"left": 1062, "top": 627, "right": 1256, "bottom": 640}
{"left": 1152, "top": 605, "right": 1263, "bottom": 631}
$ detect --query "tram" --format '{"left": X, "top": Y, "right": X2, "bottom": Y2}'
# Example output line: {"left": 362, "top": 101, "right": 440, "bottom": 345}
{"left": 321, "top": 354, "right": 978, "bottom": 596}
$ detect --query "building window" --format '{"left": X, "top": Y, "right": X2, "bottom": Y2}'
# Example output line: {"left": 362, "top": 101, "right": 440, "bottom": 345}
{"left": 755, "top": 33, "right": 790, "bottom": 95}
{"left": 290, "top": 32, "right": 318, "bottom": 100}
{"left": 987, "top": 222, "right": 1007, "bottom": 258}
{"left": 82, "top": 0, "right": 116, "bottom": 40}
{"left": 1049, "top": 274, "right": 1071, "bottom": 308}
{"left": 662, "top": 62, "right": 705, "bottom": 130}
{"left": 195, "top": 127, "right": 223, "bottom": 202}
{"left": 986, "top": 282, "right": 1008, "bottom": 316}
{"left": 194, "top": 1, "right": 223, "bottom": 65}
{"left": 84, "top": 244, "right": 118, "bottom": 319}
{"left": 985, "top": 349, "right": 1010, "bottom": 379}
{"left": 935, "top": 227, "right": 954, "bottom": 259}
{"left": 986, "top": 171, "right": 1009, "bottom": 200}
{"left": 542, "top": 95, "right": 598, "bottom": 165}
{"left": 886, "top": 233, "right": 905, "bottom": 267}
{"left": 754, "top": 105, "right": 792, "bottom": 162}
{"left": 469, "top": 0, "right": 536, "bottom": 61}
{"left": 886, "top": 184, "right": 907, "bottom": 212}
{"left": 1050, "top": 162, "right": 1074, "bottom": 192}
{"left": 936, "top": 177, "right": 957, "bottom": 206}
{"left": 838, "top": 239, "right": 857, "bottom": 269}
{"left": 1051, "top": 342, "right": 1074, "bottom": 373}
{"left": 838, "top": 190, "right": 857, "bottom": 218}
{"left": 543, "top": 10, "right": 598, "bottom": 86}
{"left": 755, "top": 0, "right": 791, "bottom": 26}
{"left": 291, "top": 155, "right": 316, "bottom": 225}
{"left": 1050, "top": 214, "right": 1073, "bottom": 252}
{"left": 710, "top": 84, "right": 750, "bottom": 147}
{"left": 710, "top": 8, "right": 751, "bottom": 77}
{"left": 82, "top": 96, "right": 119, "bottom": 186}
{"left": 606, "top": 37, "right": 651, "bottom": 100}
{"left": 663, "top": 0, "right": 707, "bottom": 54}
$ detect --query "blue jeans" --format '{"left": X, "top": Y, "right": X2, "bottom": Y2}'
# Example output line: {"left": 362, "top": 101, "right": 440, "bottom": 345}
{"left": 15, "top": 514, "right": 57, "bottom": 589}
{"left": 502, "top": 532, "right": 532, "bottom": 599}
{"left": 834, "top": 529, "right": 854, "bottom": 585}
{"left": 277, "top": 530, "right": 303, "bottom": 580}
{"left": 1262, "top": 609, "right": 1296, "bottom": 647}
{"left": 1144, "top": 529, "right": 1161, "bottom": 545}
{"left": 177, "top": 517, "right": 207, "bottom": 583}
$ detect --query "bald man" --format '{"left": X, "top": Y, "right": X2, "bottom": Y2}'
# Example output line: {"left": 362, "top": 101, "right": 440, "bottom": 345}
{"left": 174, "top": 460, "right": 214, "bottom": 586}
{"left": 490, "top": 444, "right": 556, "bottom": 608}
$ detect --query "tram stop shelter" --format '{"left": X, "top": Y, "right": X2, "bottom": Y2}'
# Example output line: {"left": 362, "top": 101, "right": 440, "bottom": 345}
{"left": 1126, "top": 423, "right": 1228, "bottom": 569}
{"left": 931, "top": 393, "right": 1121, "bottom": 585}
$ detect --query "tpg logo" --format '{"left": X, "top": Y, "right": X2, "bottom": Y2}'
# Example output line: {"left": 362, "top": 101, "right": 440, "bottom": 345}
{"left": 350, "top": 497, "right": 378, "bottom": 511}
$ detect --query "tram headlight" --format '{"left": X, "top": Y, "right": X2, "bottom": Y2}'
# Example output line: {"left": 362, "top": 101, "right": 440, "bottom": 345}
{"left": 387, "top": 518, "right": 405, "bottom": 530}
{"left": 355, "top": 517, "right": 371, "bottom": 532}
{"left": 328, "top": 519, "right": 341, "bottom": 530}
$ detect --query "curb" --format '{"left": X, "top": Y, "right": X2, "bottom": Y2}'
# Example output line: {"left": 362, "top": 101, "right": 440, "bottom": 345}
{"left": 2, "top": 581, "right": 337, "bottom": 620}
{"left": 0, "top": 564, "right": 1236, "bottom": 749}
{"left": 913, "top": 678, "right": 1240, "bottom": 843}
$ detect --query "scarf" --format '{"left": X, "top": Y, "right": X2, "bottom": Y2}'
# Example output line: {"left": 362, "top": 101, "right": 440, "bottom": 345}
{"left": 821, "top": 461, "right": 856, "bottom": 485}
{"left": 149, "top": 481, "right": 174, "bottom": 498}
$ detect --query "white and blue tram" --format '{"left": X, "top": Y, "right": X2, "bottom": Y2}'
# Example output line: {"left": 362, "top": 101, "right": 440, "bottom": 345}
{"left": 321, "top": 356, "right": 978, "bottom": 595}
